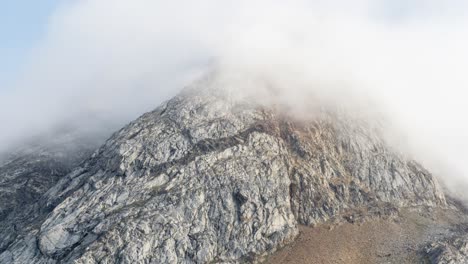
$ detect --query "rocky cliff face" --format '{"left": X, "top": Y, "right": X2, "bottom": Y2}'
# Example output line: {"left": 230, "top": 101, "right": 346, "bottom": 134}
{"left": 0, "top": 79, "right": 462, "bottom": 264}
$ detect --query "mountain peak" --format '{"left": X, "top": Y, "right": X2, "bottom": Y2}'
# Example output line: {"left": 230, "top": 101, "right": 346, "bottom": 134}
{"left": 0, "top": 83, "right": 465, "bottom": 263}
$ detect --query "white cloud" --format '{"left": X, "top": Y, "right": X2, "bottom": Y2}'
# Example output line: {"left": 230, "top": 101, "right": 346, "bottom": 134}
{"left": 1, "top": 0, "right": 468, "bottom": 201}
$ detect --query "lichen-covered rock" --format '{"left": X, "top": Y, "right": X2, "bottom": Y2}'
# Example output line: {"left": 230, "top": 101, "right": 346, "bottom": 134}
{"left": 0, "top": 79, "right": 448, "bottom": 263}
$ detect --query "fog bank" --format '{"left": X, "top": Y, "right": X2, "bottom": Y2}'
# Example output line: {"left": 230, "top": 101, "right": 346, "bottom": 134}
{"left": 1, "top": 0, "right": 468, "bottom": 201}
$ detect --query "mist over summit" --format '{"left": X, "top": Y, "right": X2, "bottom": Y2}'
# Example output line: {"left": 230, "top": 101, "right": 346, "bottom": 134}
{"left": 1, "top": 1, "right": 468, "bottom": 263}
{"left": 2, "top": 0, "right": 468, "bottom": 195}
{"left": 0, "top": 76, "right": 467, "bottom": 263}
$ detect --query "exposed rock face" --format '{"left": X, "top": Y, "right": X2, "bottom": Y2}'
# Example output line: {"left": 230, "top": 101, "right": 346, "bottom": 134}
{"left": 0, "top": 135, "right": 98, "bottom": 220}
{"left": 0, "top": 81, "right": 450, "bottom": 263}
{"left": 0, "top": 134, "right": 100, "bottom": 255}
{"left": 426, "top": 234, "right": 468, "bottom": 264}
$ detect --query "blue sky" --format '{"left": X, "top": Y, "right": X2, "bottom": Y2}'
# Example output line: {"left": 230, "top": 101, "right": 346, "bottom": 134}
{"left": 0, "top": 0, "right": 60, "bottom": 90}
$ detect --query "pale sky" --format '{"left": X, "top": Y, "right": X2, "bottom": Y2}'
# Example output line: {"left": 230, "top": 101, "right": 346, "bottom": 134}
{"left": 0, "top": 0, "right": 61, "bottom": 90}
{"left": 0, "top": 0, "right": 466, "bottom": 91}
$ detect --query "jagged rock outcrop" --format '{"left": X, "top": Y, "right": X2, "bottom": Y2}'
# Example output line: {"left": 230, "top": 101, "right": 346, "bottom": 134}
{"left": 0, "top": 79, "right": 450, "bottom": 263}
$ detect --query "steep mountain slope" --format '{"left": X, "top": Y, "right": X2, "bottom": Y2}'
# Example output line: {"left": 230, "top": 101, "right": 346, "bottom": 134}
{"left": 0, "top": 133, "right": 101, "bottom": 254}
{"left": 0, "top": 134, "right": 100, "bottom": 219}
{"left": 0, "top": 79, "right": 465, "bottom": 263}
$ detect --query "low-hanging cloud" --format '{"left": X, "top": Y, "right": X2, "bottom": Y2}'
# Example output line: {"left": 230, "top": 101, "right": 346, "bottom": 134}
{"left": 1, "top": 0, "right": 468, "bottom": 201}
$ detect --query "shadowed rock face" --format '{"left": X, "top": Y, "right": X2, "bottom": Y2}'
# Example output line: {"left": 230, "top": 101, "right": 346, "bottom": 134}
{"left": 0, "top": 134, "right": 101, "bottom": 256}
{"left": 0, "top": 138, "right": 96, "bottom": 220}
{"left": 0, "top": 80, "right": 451, "bottom": 263}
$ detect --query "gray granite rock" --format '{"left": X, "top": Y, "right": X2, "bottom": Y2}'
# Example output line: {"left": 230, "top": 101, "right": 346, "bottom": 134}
{"left": 425, "top": 233, "right": 468, "bottom": 264}
{"left": 0, "top": 78, "right": 449, "bottom": 263}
